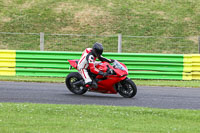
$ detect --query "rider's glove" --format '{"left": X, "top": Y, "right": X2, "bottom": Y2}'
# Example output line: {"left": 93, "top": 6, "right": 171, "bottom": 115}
{"left": 98, "top": 71, "right": 108, "bottom": 77}
{"left": 110, "top": 59, "right": 115, "bottom": 63}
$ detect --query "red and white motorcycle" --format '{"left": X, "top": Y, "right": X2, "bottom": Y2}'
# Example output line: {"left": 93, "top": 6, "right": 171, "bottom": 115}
{"left": 65, "top": 60, "right": 137, "bottom": 98}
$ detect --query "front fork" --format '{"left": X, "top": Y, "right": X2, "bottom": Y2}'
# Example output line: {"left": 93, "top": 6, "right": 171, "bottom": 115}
{"left": 115, "top": 77, "right": 128, "bottom": 92}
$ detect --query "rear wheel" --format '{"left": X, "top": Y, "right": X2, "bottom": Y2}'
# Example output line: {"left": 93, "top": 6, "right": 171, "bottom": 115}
{"left": 65, "top": 72, "right": 87, "bottom": 95}
{"left": 117, "top": 78, "right": 137, "bottom": 98}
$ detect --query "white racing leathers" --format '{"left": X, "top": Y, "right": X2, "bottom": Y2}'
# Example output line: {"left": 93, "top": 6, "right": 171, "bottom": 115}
{"left": 77, "top": 48, "right": 111, "bottom": 84}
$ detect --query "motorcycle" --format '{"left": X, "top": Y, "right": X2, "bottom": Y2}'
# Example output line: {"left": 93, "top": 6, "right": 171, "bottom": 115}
{"left": 65, "top": 60, "right": 137, "bottom": 98}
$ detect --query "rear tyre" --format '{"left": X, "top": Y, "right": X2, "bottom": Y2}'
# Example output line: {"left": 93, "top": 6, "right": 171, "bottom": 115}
{"left": 65, "top": 72, "right": 87, "bottom": 95}
{"left": 118, "top": 78, "right": 137, "bottom": 98}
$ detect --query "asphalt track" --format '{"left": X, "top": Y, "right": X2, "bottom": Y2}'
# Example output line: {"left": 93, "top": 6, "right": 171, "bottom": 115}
{"left": 0, "top": 81, "right": 200, "bottom": 109}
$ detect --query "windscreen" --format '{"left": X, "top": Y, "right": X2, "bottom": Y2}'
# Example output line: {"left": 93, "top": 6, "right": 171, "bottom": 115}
{"left": 112, "top": 60, "right": 126, "bottom": 70}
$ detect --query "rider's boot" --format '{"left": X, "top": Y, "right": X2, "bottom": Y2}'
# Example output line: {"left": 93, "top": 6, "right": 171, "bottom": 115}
{"left": 85, "top": 81, "right": 98, "bottom": 89}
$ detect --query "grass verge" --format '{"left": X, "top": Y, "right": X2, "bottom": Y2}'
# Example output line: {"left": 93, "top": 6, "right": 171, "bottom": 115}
{"left": 0, "top": 103, "right": 199, "bottom": 133}
{"left": 0, "top": 76, "right": 200, "bottom": 88}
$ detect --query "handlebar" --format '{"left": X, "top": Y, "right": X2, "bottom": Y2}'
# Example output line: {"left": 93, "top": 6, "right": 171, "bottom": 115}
{"left": 106, "top": 65, "right": 113, "bottom": 75}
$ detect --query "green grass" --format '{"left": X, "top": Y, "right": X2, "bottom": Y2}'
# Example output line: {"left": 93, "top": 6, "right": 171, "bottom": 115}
{"left": 0, "top": 103, "right": 199, "bottom": 133}
{"left": 0, "top": 0, "right": 199, "bottom": 53}
{"left": 0, "top": 76, "right": 65, "bottom": 83}
{"left": 1, "top": 76, "right": 200, "bottom": 88}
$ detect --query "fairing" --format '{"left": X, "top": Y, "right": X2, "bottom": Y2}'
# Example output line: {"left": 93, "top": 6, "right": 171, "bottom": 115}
{"left": 68, "top": 60, "right": 128, "bottom": 94}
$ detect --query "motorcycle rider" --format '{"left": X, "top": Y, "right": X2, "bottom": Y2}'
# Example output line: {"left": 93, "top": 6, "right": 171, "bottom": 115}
{"left": 77, "top": 42, "right": 114, "bottom": 88}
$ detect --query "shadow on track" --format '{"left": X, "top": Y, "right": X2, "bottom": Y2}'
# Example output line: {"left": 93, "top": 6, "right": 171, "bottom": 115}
{"left": 63, "top": 93, "right": 129, "bottom": 99}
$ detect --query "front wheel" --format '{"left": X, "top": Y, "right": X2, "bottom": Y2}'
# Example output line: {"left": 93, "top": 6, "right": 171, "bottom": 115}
{"left": 65, "top": 72, "right": 87, "bottom": 95}
{"left": 117, "top": 78, "right": 137, "bottom": 98}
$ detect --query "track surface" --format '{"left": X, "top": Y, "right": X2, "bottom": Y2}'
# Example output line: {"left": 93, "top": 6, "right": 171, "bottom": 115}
{"left": 0, "top": 81, "right": 200, "bottom": 109}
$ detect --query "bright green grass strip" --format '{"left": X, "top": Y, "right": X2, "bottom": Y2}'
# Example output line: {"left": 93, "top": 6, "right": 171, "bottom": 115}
{"left": 135, "top": 79, "right": 200, "bottom": 88}
{"left": 0, "top": 103, "right": 199, "bottom": 133}
{"left": 1, "top": 76, "right": 200, "bottom": 88}
{"left": 0, "top": 76, "right": 65, "bottom": 83}
{"left": 0, "top": 76, "right": 199, "bottom": 88}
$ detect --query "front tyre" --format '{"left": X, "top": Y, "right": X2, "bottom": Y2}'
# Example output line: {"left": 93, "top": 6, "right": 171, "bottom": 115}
{"left": 65, "top": 72, "right": 87, "bottom": 95}
{"left": 118, "top": 78, "right": 137, "bottom": 98}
